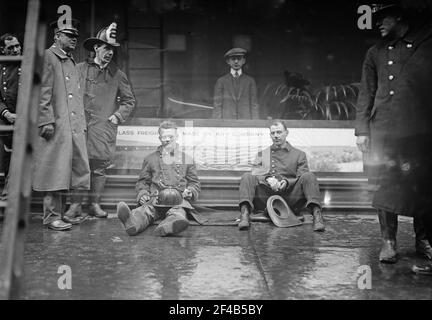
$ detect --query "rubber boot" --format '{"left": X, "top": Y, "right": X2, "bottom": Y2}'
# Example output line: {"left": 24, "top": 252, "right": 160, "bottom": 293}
{"left": 378, "top": 210, "right": 398, "bottom": 263}
{"left": 63, "top": 191, "right": 86, "bottom": 224}
{"left": 311, "top": 205, "right": 325, "bottom": 232}
{"left": 414, "top": 216, "right": 432, "bottom": 260}
{"left": 238, "top": 203, "right": 251, "bottom": 231}
{"left": 117, "top": 202, "right": 157, "bottom": 236}
{"left": 154, "top": 207, "right": 189, "bottom": 237}
{"left": 89, "top": 175, "right": 108, "bottom": 218}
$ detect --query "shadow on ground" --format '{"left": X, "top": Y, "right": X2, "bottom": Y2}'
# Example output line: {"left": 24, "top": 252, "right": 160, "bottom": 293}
{"left": 1, "top": 213, "right": 432, "bottom": 299}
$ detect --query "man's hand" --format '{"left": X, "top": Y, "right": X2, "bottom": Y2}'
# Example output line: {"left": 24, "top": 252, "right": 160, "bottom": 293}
{"left": 39, "top": 124, "right": 55, "bottom": 140}
{"left": 139, "top": 194, "right": 150, "bottom": 205}
{"left": 278, "top": 179, "right": 288, "bottom": 191}
{"left": 108, "top": 114, "right": 119, "bottom": 125}
{"left": 182, "top": 188, "right": 193, "bottom": 200}
{"left": 266, "top": 176, "right": 280, "bottom": 192}
{"left": 356, "top": 135, "right": 370, "bottom": 153}
{"left": 3, "top": 111, "right": 16, "bottom": 124}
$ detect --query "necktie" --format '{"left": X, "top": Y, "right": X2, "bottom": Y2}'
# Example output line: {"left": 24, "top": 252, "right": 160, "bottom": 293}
{"left": 234, "top": 71, "right": 239, "bottom": 78}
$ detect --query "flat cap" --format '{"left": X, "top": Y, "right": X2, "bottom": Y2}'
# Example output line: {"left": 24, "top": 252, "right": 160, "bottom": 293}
{"left": 224, "top": 47, "right": 247, "bottom": 58}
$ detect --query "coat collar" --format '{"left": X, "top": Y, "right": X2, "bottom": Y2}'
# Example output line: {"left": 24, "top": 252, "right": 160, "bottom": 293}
{"left": 157, "top": 143, "right": 181, "bottom": 156}
{"left": 86, "top": 57, "right": 118, "bottom": 76}
{"left": 270, "top": 141, "right": 292, "bottom": 151}
{"left": 387, "top": 21, "right": 432, "bottom": 47}
{"left": 49, "top": 44, "right": 75, "bottom": 63}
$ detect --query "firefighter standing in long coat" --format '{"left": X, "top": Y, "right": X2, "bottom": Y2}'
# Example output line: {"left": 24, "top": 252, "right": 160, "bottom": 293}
{"left": 64, "top": 23, "right": 135, "bottom": 219}
{"left": 356, "top": 3, "right": 432, "bottom": 265}
{"left": 33, "top": 20, "right": 91, "bottom": 231}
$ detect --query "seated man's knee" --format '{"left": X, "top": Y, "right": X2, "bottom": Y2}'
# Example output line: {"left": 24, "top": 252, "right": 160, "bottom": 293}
{"left": 167, "top": 206, "right": 187, "bottom": 219}
{"left": 240, "top": 172, "right": 257, "bottom": 183}
{"left": 299, "top": 171, "right": 317, "bottom": 182}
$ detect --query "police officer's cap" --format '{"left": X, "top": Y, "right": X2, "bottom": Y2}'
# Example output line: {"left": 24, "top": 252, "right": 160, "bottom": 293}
{"left": 49, "top": 18, "right": 80, "bottom": 37}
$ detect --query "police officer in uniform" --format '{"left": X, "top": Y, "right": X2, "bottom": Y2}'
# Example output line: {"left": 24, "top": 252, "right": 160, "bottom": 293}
{"left": 0, "top": 33, "right": 21, "bottom": 201}
{"left": 356, "top": 3, "right": 432, "bottom": 264}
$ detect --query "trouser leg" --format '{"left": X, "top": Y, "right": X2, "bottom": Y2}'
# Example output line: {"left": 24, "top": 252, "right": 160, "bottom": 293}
{"left": 42, "top": 191, "right": 63, "bottom": 225}
{"left": 377, "top": 210, "right": 398, "bottom": 263}
{"left": 238, "top": 173, "right": 260, "bottom": 209}
{"left": 117, "top": 202, "right": 163, "bottom": 236}
{"left": 1, "top": 135, "right": 12, "bottom": 199}
{"left": 414, "top": 215, "right": 432, "bottom": 260}
{"left": 285, "top": 172, "right": 322, "bottom": 210}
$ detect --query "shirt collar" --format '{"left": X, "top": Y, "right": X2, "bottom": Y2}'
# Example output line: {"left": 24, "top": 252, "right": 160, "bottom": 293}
{"left": 157, "top": 143, "right": 180, "bottom": 155}
{"left": 230, "top": 68, "right": 242, "bottom": 77}
{"left": 271, "top": 141, "right": 292, "bottom": 151}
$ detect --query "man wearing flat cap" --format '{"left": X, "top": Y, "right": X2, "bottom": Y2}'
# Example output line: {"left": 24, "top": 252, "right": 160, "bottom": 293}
{"left": 213, "top": 48, "right": 259, "bottom": 119}
{"left": 33, "top": 18, "right": 91, "bottom": 231}
{"left": 63, "top": 22, "right": 135, "bottom": 221}
{"left": 356, "top": 1, "right": 432, "bottom": 266}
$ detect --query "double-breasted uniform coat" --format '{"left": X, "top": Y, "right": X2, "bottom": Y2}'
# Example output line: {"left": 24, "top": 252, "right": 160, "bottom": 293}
{"left": 135, "top": 144, "right": 201, "bottom": 209}
{"left": 33, "top": 45, "right": 90, "bottom": 191}
{"left": 0, "top": 61, "right": 21, "bottom": 179}
{"left": 355, "top": 21, "right": 432, "bottom": 216}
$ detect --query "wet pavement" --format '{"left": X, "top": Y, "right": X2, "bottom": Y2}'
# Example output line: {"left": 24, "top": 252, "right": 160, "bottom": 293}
{"left": 1, "top": 213, "right": 432, "bottom": 299}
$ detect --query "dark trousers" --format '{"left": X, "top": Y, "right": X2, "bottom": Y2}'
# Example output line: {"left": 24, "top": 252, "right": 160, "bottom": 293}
{"left": 1, "top": 134, "right": 12, "bottom": 198}
{"left": 239, "top": 172, "right": 322, "bottom": 214}
{"left": 42, "top": 191, "right": 65, "bottom": 225}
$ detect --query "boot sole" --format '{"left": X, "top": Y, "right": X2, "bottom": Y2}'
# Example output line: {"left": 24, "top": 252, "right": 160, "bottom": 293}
{"left": 154, "top": 219, "right": 189, "bottom": 237}
{"left": 117, "top": 203, "right": 131, "bottom": 225}
{"left": 238, "top": 223, "right": 250, "bottom": 231}
{"left": 47, "top": 224, "right": 72, "bottom": 231}
{"left": 313, "top": 227, "right": 325, "bottom": 232}
{"left": 379, "top": 256, "right": 398, "bottom": 264}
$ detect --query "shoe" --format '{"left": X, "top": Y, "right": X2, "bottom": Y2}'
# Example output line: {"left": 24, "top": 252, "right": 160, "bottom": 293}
{"left": 117, "top": 202, "right": 136, "bottom": 236}
{"left": 47, "top": 219, "right": 72, "bottom": 231}
{"left": 312, "top": 206, "right": 325, "bottom": 232}
{"left": 250, "top": 210, "right": 271, "bottom": 222}
{"left": 238, "top": 203, "right": 251, "bottom": 231}
{"left": 62, "top": 215, "right": 86, "bottom": 225}
{"left": 379, "top": 240, "right": 398, "bottom": 263}
{"left": 89, "top": 203, "right": 108, "bottom": 218}
{"left": 64, "top": 202, "right": 83, "bottom": 219}
{"left": 412, "top": 263, "right": 432, "bottom": 275}
{"left": 154, "top": 214, "right": 189, "bottom": 237}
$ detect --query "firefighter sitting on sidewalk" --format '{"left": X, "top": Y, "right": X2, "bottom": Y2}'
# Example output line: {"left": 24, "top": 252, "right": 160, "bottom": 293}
{"left": 237, "top": 120, "right": 325, "bottom": 232}
{"left": 117, "top": 120, "right": 201, "bottom": 236}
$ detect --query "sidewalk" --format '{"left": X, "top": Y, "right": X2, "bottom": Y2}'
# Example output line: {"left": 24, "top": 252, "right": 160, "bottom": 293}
{"left": 2, "top": 213, "right": 432, "bottom": 299}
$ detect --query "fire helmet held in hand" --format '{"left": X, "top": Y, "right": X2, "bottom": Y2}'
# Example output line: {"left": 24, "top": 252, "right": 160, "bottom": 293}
{"left": 154, "top": 187, "right": 184, "bottom": 207}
